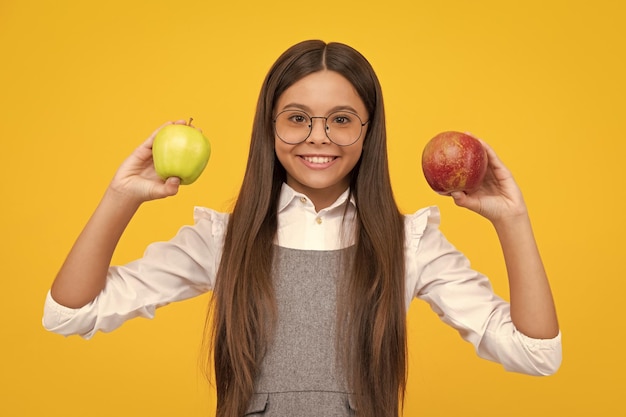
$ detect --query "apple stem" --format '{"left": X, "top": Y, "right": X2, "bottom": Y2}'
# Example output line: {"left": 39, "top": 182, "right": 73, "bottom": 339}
{"left": 188, "top": 117, "right": 193, "bottom": 126}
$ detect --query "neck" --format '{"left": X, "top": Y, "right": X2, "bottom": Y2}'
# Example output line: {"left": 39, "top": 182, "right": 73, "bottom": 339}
{"left": 288, "top": 183, "right": 349, "bottom": 212}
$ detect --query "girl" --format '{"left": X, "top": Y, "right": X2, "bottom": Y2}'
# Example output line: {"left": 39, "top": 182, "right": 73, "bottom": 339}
{"left": 43, "top": 40, "right": 561, "bottom": 417}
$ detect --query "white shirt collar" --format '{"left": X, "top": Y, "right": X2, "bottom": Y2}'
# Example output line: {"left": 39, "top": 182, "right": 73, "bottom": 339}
{"left": 278, "top": 183, "right": 356, "bottom": 214}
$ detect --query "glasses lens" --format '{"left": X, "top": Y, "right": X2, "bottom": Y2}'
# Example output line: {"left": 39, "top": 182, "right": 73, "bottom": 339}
{"left": 275, "top": 110, "right": 311, "bottom": 144}
{"left": 274, "top": 110, "right": 365, "bottom": 146}
{"left": 326, "top": 111, "right": 364, "bottom": 146}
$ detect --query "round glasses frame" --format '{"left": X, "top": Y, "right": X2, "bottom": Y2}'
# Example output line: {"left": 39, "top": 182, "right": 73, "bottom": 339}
{"left": 273, "top": 109, "right": 369, "bottom": 147}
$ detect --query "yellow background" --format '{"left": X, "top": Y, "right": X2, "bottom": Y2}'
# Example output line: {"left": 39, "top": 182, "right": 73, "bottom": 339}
{"left": 1, "top": 0, "right": 624, "bottom": 415}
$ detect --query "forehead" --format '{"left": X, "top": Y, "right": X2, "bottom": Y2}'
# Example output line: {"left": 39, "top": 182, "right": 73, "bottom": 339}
{"left": 275, "top": 70, "right": 367, "bottom": 115}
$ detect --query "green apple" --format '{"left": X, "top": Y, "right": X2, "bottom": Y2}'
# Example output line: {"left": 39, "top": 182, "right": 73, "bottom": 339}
{"left": 152, "top": 122, "right": 211, "bottom": 185}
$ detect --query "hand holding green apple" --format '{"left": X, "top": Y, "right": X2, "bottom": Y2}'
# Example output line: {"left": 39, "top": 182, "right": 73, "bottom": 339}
{"left": 152, "top": 118, "right": 211, "bottom": 185}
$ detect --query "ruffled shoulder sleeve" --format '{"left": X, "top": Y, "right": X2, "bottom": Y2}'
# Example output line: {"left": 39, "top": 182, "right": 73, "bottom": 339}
{"left": 404, "top": 206, "right": 440, "bottom": 242}
{"left": 193, "top": 206, "right": 229, "bottom": 241}
{"left": 403, "top": 206, "right": 440, "bottom": 307}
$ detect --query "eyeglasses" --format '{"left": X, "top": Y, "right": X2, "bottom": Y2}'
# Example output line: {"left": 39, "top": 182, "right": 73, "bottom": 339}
{"left": 273, "top": 109, "right": 369, "bottom": 146}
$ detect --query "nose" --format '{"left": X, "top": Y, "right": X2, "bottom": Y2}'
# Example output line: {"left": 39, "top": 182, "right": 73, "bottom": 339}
{"left": 307, "top": 117, "right": 330, "bottom": 144}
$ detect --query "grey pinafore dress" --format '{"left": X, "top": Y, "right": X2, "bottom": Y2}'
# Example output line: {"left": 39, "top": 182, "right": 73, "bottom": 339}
{"left": 245, "top": 246, "right": 356, "bottom": 416}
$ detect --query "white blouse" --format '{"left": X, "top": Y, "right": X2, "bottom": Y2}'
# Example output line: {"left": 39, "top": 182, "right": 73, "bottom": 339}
{"left": 42, "top": 184, "right": 562, "bottom": 376}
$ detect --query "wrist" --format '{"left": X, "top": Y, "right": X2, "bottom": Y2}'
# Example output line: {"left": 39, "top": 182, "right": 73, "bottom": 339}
{"left": 103, "top": 185, "right": 144, "bottom": 212}
{"left": 492, "top": 210, "right": 533, "bottom": 238}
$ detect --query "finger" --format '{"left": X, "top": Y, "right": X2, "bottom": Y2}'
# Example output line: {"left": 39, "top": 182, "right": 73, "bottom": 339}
{"left": 164, "top": 176, "right": 181, "bottom": 195}
{"left": 142, "top": 121, "right": 176, "bottom": 148}
{"left": 450, "top": 191, "right": 465, "bottom": 201}
{"left": 154, "top": 176, "right": 181, "bottom": 199}
{"left": 462, "top": 132, "right": 501, "bottom": 169}
{"left": 450, "top": 190, "right": 469, "bottom": 206}
{"left": 483, "top": 145, "right": 514, "bottom": 181}
{"left": 481, "top": 141, "right": 499, "bottom": 162}
{"left": 450, "top": 191, "right": 481, "bottom": 212}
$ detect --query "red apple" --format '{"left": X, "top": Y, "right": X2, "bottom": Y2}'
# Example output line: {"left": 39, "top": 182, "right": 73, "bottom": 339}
{"left": 421, "top": 131, "right": 488, "bottom": 194}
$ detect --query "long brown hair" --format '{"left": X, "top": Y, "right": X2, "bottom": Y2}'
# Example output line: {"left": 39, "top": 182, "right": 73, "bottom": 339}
{"left": 203, "top": 40, "right": 406, "bottom": 417}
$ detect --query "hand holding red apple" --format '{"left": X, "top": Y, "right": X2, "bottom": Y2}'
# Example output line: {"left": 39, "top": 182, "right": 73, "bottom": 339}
{"left": 421, "top": 131, "right": 528, "bottom": 223}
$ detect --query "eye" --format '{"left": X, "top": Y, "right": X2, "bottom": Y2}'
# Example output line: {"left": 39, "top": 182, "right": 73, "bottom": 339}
{"left": 330, "top": 112, "right": 355, "bottom": 126}
{"left": 286, "top": 111, "right": 309, "bottom": 125}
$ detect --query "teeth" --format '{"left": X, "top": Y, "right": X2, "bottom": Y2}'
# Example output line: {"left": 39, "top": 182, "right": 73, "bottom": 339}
{"left": 303, "top": 156, "right": 334, "bottom": 164}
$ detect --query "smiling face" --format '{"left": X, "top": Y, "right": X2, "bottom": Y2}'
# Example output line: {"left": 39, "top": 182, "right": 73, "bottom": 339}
{"left": 274, "top": 70, "right": 368, "bottom": 210}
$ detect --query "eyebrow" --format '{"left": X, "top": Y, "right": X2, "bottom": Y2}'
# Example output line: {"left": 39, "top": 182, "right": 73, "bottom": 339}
{"left": 279, "top": 102, "right": 362, "bottom": 115}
